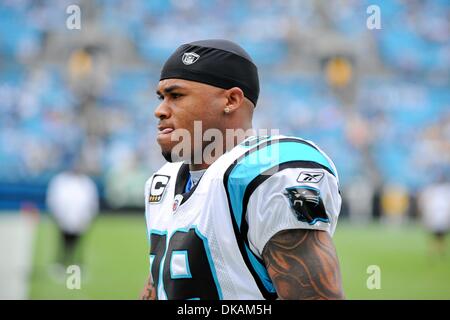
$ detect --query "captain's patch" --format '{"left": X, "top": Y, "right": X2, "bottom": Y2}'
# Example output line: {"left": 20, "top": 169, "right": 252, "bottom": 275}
{"left": 148, "top": 175, "right": 170, "bottom": 203}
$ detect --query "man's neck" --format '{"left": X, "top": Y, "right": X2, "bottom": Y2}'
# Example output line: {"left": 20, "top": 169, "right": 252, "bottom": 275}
{"left": 189, "top": 163, "right": 210, "bottom": 171}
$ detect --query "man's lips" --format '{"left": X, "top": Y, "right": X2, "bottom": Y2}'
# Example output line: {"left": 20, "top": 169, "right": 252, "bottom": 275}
{"left": 158, "top": 127, "right": 174, "bottom": 135}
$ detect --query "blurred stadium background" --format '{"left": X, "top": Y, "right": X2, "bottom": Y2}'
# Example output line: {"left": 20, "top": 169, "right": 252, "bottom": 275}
{"left": 0, "top": 0, "right": 449, "bottom": 299}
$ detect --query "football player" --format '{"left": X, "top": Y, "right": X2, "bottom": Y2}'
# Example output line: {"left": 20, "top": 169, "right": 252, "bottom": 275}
{"left": 141, "top": 39, "right": 344, "bottom": 300}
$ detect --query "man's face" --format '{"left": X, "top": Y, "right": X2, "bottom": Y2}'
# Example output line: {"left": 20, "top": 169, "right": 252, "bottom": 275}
{"left": 155, "top": 79, "right": 227, "bottom": 162}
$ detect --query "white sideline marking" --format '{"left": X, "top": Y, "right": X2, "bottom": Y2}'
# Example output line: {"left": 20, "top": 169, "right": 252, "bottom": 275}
{"left": 0, "top": 213, "right": 36, "bottom": 299}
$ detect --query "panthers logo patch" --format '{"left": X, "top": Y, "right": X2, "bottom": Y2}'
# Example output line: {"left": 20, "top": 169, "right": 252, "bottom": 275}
{"left": 284, "top": 186, "right": 329, "bottom": 225}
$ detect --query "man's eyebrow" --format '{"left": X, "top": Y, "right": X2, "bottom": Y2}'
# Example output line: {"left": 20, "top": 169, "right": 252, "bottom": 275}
{"left": 156, "top": 85, "right": 185, "bottom": 96}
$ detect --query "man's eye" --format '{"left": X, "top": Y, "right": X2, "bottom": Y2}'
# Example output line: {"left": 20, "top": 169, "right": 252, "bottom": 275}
{"left": 171, "top": 93, "right": 182, "bottom": 99}
{"left": 157, "top": 95, "right": 163, "bottom": 101}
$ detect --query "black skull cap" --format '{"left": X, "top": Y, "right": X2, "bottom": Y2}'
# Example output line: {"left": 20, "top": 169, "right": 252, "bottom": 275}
{"left": 160, "top": 39, "right": 260, "bottom": 106}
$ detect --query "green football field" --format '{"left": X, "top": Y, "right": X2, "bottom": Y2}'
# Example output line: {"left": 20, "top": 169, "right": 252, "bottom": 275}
{"left": 29, "top": 214, "right": 450, "bottom": 299}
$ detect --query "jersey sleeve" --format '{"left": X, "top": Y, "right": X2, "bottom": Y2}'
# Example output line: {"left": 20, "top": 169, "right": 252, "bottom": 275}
{"left": 225, "top": 137, "right": 342, "bottom": 259}
{"left": 246, "top": 167, "right": 341, "bottom": 258}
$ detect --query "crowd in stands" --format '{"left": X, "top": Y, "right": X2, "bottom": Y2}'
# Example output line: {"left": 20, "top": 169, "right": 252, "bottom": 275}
{"left": 0, "top": 0, "right": 448, "bottom": 211}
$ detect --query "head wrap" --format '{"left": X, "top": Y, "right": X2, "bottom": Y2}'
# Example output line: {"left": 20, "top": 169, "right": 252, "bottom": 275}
{"left": 160, "top": 39, "right": 259, "bottom": 106}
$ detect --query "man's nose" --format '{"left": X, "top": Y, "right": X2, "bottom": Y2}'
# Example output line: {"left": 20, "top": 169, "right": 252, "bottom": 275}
{"left": 154, "top": 99, "right": 171, "bottom": 120}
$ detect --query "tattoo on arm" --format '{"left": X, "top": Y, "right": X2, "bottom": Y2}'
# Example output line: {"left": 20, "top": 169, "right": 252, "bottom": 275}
{"left": 140, "top": 275, "right": 156, "bottom": 300}
{"left": 262, "top": 229, "right": 344, "bottom": 300}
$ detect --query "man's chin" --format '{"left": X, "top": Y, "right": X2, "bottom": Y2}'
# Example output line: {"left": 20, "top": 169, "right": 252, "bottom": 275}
{"left": 158, "top": 140, "right": 176, "bottom": 162}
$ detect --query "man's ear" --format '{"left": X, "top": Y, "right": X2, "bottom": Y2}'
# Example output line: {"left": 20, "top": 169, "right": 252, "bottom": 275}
{"left": 225, "top": 87, "right": 245, "bottom": 113}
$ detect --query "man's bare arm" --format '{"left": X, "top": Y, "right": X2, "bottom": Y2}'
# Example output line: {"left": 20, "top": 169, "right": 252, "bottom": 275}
{"left": 140, "top": 275, "right": 156, "bottom": 300}
{"left": 262, "top": 228, "right": 344, "bottom": 300}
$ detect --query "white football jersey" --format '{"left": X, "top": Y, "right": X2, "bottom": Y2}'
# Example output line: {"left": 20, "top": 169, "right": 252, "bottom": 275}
{"left": 144, "top": 135, "right": 341, "bottom": 300}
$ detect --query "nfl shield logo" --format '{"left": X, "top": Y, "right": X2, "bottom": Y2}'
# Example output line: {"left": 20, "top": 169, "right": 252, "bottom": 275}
{"left": 182, "top": 52, "right": 200, "bottom": 65}
{"left": 172, "top": 194, "right": 184, "bottom": 214}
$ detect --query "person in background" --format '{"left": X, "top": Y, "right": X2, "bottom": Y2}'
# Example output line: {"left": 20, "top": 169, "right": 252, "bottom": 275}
{"left": 418, "top": 173, "right": 450, "bottom": 257}
{"left": 46, "top": 160, "right": 99, "bottom": 267}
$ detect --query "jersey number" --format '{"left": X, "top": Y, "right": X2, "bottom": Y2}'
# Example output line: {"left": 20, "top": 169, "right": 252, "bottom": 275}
{"left": 150, "top": 228, "right": 220, "bottom": 300}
